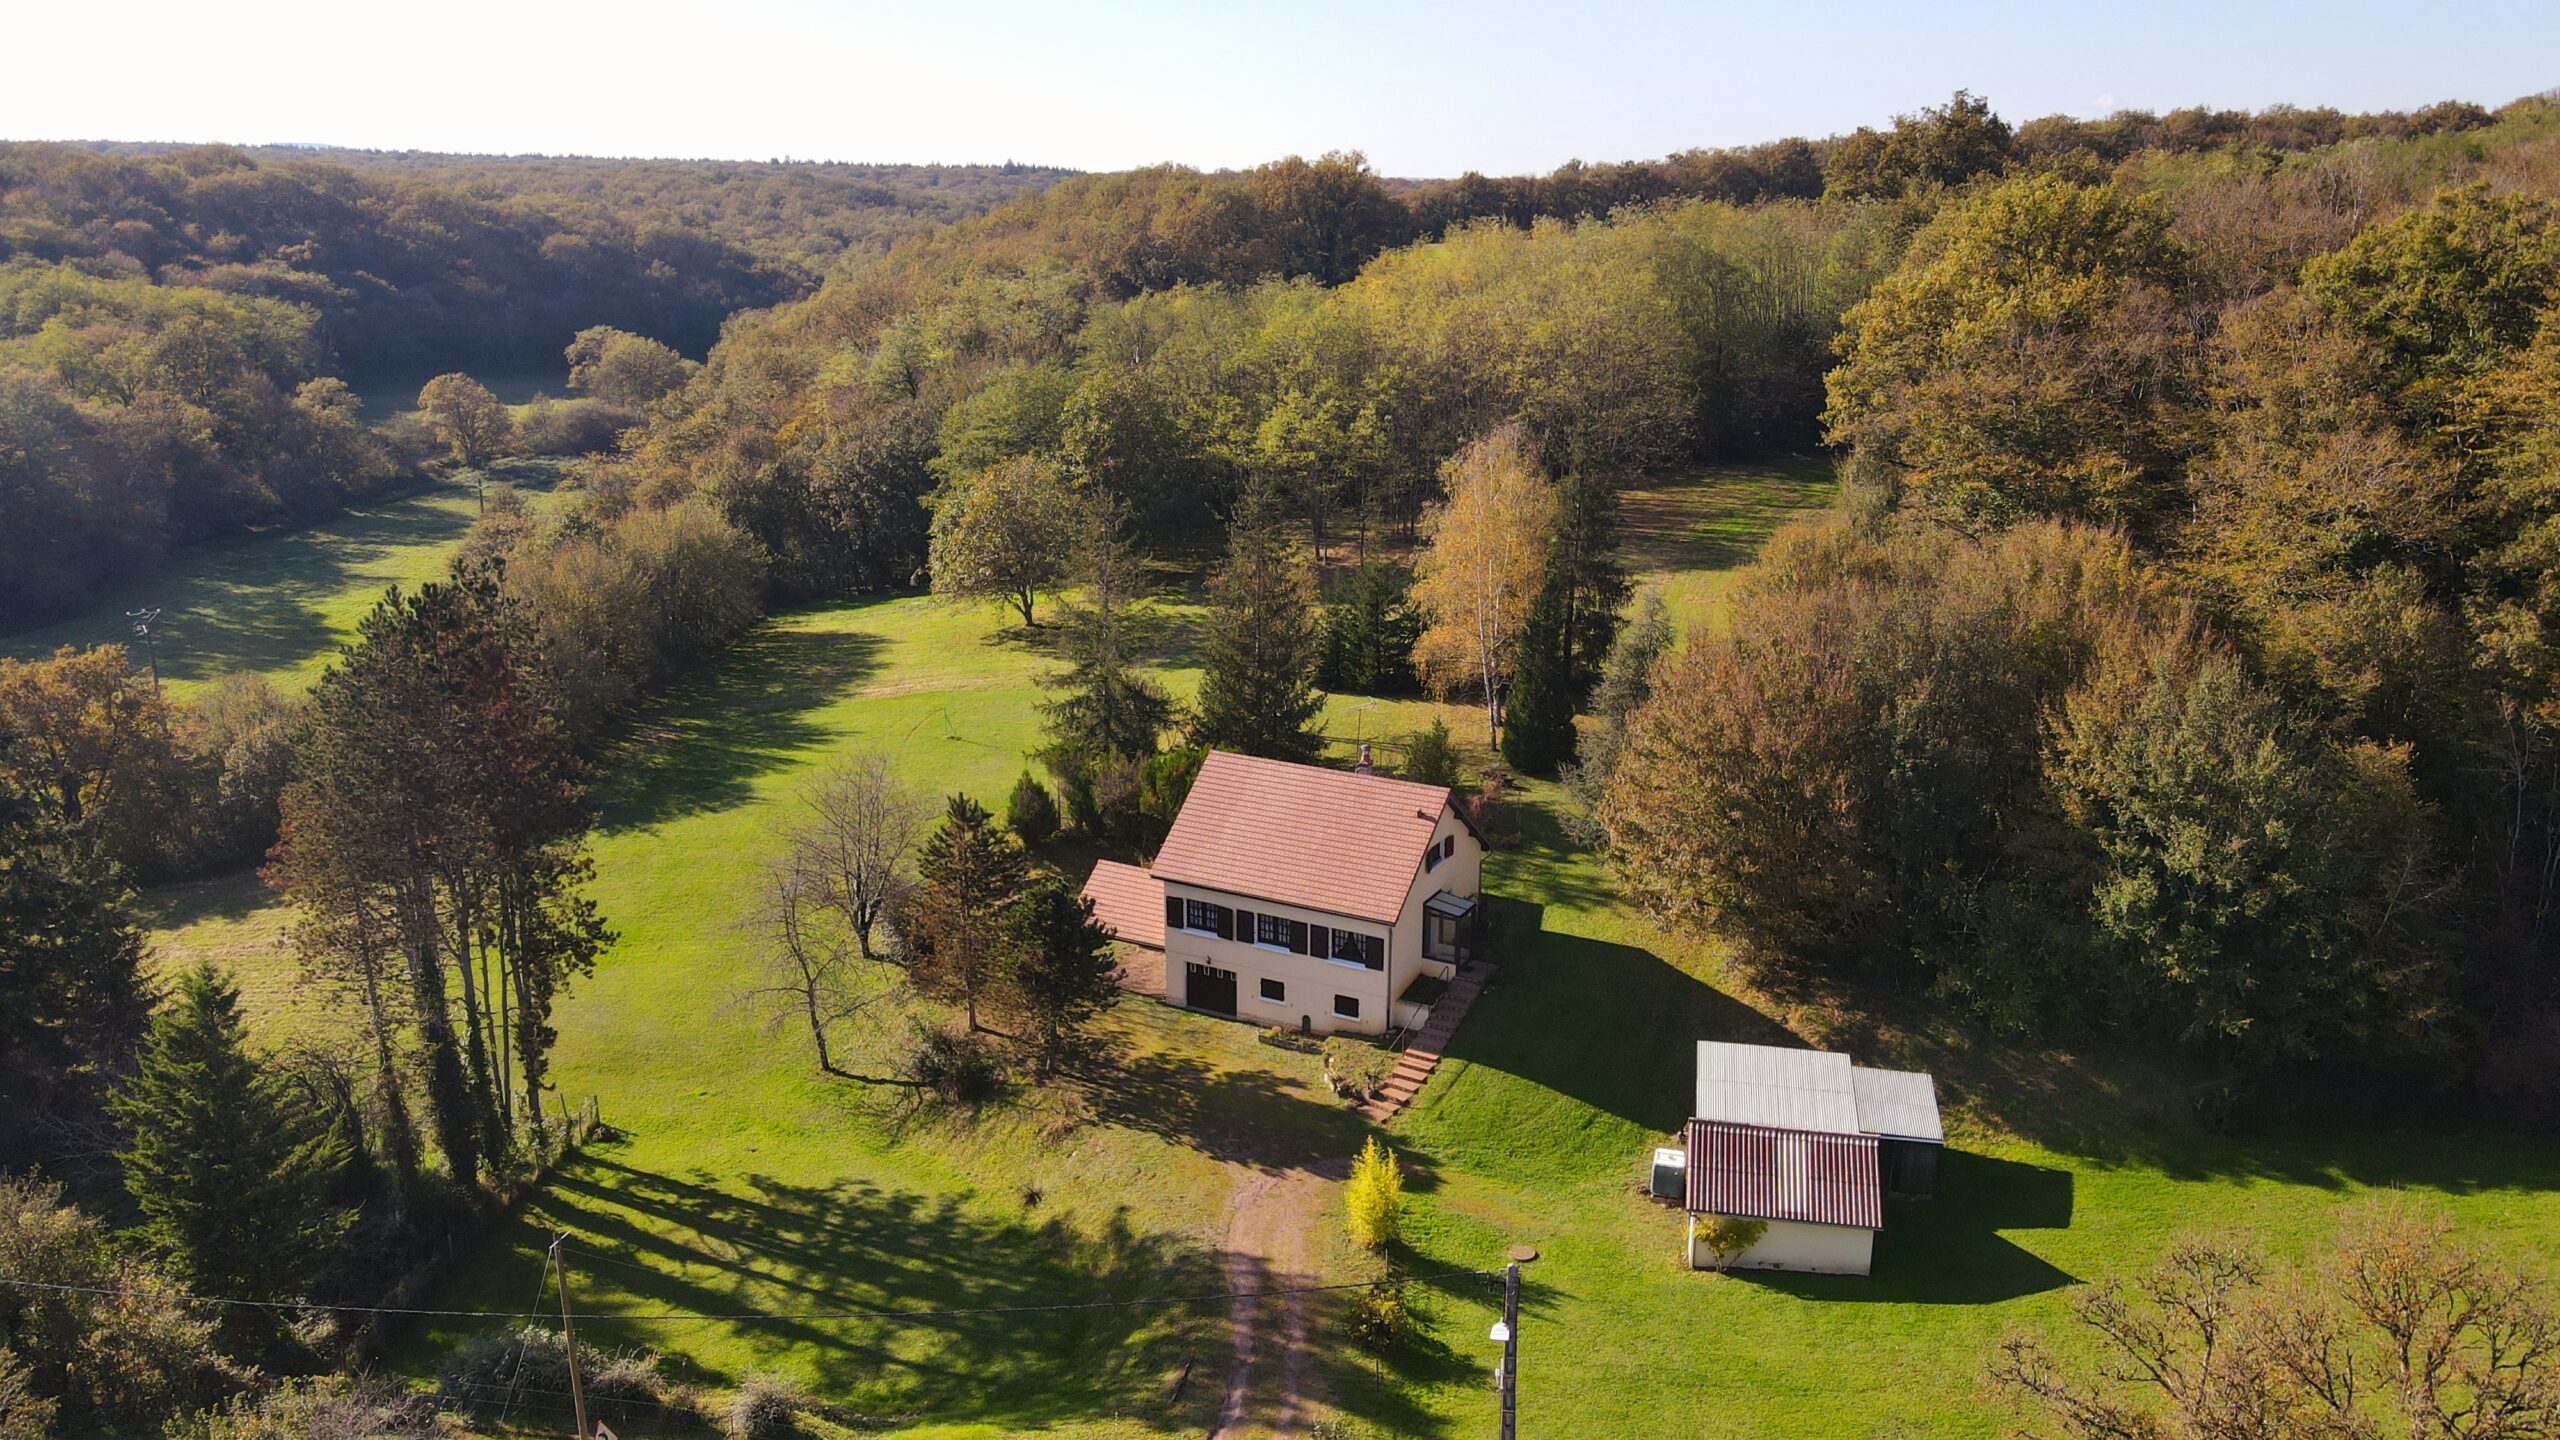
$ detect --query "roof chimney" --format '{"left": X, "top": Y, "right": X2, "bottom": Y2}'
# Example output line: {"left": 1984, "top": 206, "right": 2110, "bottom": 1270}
{"left": 1354, "top": 741, "right": 1374, "bottom": 775}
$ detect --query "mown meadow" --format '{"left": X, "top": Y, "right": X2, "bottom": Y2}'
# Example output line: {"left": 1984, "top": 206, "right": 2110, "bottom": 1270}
{"left": 116, "top": 455, "right": 2560, "bottom": 1439}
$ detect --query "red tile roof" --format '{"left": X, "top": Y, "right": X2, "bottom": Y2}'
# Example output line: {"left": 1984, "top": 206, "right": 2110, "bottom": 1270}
{"left": 1685, "top": 1119, "right": 1882, "bottom": 1230}
{"left": 1080, "top": 860, "right": 1165, "bottom": 951}
{"left": 1151, "top": 751, "right": 1456, "bottom": 926}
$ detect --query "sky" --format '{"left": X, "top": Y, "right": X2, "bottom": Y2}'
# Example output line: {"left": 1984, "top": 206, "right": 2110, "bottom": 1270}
{"left": 5, "top": 0, "right": 2555, "bottom": 176}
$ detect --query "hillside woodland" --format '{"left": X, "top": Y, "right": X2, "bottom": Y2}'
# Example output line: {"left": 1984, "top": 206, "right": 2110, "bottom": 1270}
{"left": 8, "top": 87, "right": 2560, "bottom": 1437}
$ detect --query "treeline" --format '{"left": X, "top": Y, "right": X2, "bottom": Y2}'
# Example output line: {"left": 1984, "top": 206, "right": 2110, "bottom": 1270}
{"left": 0, "top": 262, "right": 400, "bottom": 626}
{"left": 0, "top": 141, "right": 790, "bottom": 378}
{"left": 613, "top": 155, "right": 1888, "bottom": 601}
{"left": 1599, "top": 98, "right": 2560, "bottom": 1116}
{"left": 231, "top": 146, "right": 1079, "bottom": 282}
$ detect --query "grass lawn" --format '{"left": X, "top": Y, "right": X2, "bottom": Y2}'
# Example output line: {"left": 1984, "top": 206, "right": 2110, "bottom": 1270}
{"left": 134, "top": 458, "right": 2560, "bottom": 1438}
{"left": 2, "top": 463, "right": 560, "bottom": 698}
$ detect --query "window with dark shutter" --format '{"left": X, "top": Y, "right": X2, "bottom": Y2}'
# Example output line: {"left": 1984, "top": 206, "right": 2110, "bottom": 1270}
{"left": 1236, "top": 909, "right": 1256, "bottom": 941}
{"left": 1289, "top": 919, "right": 1309, "bottom": 954}
{"left": 1328, "top": 928, "right": 1383, "bottom": 969}
{"left": 1214, "top": 903, "right": 1233, "bottom": 940}
{"left": 1310, "top": 925, "right": 1328, "bottom": 957}
{"left": 1165, "top": 896, "right": 1182, "bottom": 930}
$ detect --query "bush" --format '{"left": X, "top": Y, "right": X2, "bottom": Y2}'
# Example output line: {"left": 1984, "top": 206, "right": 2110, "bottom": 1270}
{"left": 1344, "top": 1137, "right": 1404, "bottom": 1251}
{"left": 515, "top": 395, "right": 643, "bottom": 456}
{"left": 1695, "top": 1214, "right": 1768, "bottom": 1271}
{"left": 437, "top": 1325, "right": 691, "bottom": 1428}
{"left": 907, "top": 1023, "right": 1008, "bottom": 1107}
{"left": 1400, "top": 719, "right": 1462, "bottom": 791}
{"left": 169, "top": 1377, "right": 441, "bottom": 1439}
{"left": 1342, "top": 1278, "right": 1411, "bottom": 1354}
{"left": 726, "top": 1372, "right": 808, "bottom": 1439}
{"left": 1322, "top": 1037, "right": 1397, "bottom": 1101}
{"left": 1005, "top": 771, "right": 1060, "bottom": 845}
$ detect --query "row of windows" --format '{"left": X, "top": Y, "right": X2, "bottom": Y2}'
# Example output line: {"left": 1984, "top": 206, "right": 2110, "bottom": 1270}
{"left": 1423, "top": 834, "right": 1458, "bottom": 872}
{"left": 1250, "top": 976, "right": 1359, "bottom": 1019}
{"left": 1168, "top": 896, "right": 1384, "bottom": 970}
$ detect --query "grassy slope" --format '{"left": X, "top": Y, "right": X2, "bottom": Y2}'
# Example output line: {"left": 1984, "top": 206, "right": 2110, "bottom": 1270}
{"left": 134, "top": 455, "right": 2560, "bottom": 1438}
{"left": 3, "top": 465, "right": 556, "bottom": 699}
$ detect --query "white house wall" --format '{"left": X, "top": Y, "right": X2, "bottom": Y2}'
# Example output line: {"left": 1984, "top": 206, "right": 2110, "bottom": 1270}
{"left": 1395, "top": 804, "right": 1482, "bottom": 981}
{"left": 1162, "top": 882, "right": 1399, "bottom": 1035}
{"left": 1688, "top": 1215, "right": 1875, "bottom": 1277}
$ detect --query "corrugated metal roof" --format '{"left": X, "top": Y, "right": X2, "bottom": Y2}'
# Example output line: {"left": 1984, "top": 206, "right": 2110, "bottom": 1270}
{"left": 1851, "top": 1066, "right": 1944, "bottom": 1144}
{"left": 1079, "top": 860, "right": 1165, "bottom": 951}
{"left": 1151, "top": 751, "right": 1455, "bottom": 926}
{"left": 1685, "top": 1119, "right": 1882, "bottom": 1230}
{"left": 1694, "top": 1042, "right": 1862, "bottom": 1134}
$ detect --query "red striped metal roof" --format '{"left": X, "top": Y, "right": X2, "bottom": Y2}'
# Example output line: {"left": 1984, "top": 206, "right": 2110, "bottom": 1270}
{"left": 1685, "top": 1119, "right": 1882, "bottom": 1229}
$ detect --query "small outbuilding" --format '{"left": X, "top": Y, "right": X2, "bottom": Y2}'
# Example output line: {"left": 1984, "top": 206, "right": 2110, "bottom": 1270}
{"left": 1680, "top": 1041, "right": 1945, "bottom": 1275}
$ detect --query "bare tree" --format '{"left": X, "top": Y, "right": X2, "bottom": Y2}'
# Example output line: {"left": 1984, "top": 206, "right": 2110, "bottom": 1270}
{"left": 738, "top": 866, "right": 860, "bottom": 1075}
{"left": 1990, "top": 1204, "right": 2560, "bottom": 1440}
{"left": 792, "top": 750, "right": 925, "bottom": 960}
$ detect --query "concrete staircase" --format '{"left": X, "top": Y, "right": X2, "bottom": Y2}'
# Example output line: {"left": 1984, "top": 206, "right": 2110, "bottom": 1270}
{"left": 1359, "top": 964, "right": 1495, "bottom": 1124}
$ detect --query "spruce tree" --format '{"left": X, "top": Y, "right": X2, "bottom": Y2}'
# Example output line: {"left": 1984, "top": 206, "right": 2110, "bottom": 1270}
{"left": 1195, "top": 486, "right": 1325, "bottom": 762}
{"left": 0, "top": 761, "right": 148, "bottom": 1127}
{"left": 907, "top": 796, "right": 1032, "bottom": 1032}
{"left": 1500, "top": 571, "right": 1578, "bottom": 775}
{"left": 112, "top": 963, "right": 349, "bottom": 1353}
{"left": 1038, "top": 500, "right": 1172, "bottom": 774}
{"left": 1552, "top": 472, "right": 1633, "bottom": 698}
{"left": 1318, "top": 560, "right": 1421, "bottom": 695}
{"left": 999, "top": 876, "right": 1122, "bottom": 1076}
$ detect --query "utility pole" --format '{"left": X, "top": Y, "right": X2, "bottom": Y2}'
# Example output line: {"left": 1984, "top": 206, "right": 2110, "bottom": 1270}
{"left": 550, "top": 1234, "right": 589, "bottom": 1440}
{"left": 127, "top": 608, "right": 162, "bottom": 700}
{"left": 1489, "top": 1259, "right": 1521, "bottom": 1440}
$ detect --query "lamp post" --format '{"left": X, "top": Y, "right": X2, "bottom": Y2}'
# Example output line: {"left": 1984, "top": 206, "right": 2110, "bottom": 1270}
{"left": 1489, "top": 1259, "right": 1521, "bottom": 1440}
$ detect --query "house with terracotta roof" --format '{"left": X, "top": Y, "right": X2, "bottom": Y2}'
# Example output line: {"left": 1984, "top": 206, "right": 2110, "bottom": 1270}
{"left": 1676, "top": 1040, "right": 1943, "bottom": 1276}
{"left": 1079, "top": 749, "right": 1482, "bottom": 1036}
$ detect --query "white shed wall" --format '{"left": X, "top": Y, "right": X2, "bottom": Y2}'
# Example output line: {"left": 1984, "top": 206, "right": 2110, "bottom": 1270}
{"left": 1688, "top": 1215, "right": 1875, "bottom": 1276}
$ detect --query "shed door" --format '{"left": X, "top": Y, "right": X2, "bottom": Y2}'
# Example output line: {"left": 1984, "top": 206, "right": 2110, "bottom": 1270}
{"left": 1185, "top": 962, "right": 1237, "bottom": 1017}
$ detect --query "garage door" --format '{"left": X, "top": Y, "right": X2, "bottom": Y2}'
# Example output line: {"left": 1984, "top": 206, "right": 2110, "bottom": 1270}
{"left": 1185, "top": 962, "right": 1237, "bottom": 1017}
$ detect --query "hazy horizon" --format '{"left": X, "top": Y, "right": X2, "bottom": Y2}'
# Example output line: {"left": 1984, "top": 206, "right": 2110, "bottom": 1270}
{"left": 6, "top": 0, "right": 2554, "bottom": 176}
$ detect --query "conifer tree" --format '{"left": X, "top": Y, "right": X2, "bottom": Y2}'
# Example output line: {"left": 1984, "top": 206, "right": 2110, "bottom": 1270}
{"left": 906, "top": 795, "right": 1031, "bottom": 1031}
{"left": 999, "top": 876, "right": 1122, "bottom": 1076}
{"left": 112, "top": 964, "right": 349, "bottom": 1353}
{"left": 1039, "top": 500, "right": 1173, "bottom": 809}
{"left": 1004, "top": 772, "right": 1060, "bottom": 845}
{"left": 1500, "top": 572, "right": 1578, "bottom": 775}
{"left": 1317, "top": 560, "right": 1422, "bottom": 695}
{"left": 1194, "top": 485, "right": 1326, "bottom": 762}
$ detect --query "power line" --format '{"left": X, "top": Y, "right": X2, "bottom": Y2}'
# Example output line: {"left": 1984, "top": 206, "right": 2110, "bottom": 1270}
{"left": 0, "top": 1266, "right": 1492, "bottom": 1326}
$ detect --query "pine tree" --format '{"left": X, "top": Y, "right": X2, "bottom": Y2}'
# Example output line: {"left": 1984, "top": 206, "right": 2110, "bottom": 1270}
{"left": 1500, "top": 571, "right": 1578, "bottom": 775}
{"left": 1318, "top": 560, "right": 1422, "bottom": 695}
{"left": 907, "top": 796, "right": 1031, "bottom": 1031}
{"left": 999, "top": 876, "right": 1122, "bottom": 1076}
{"left": 1567, "top": 592, "right": 1673, "bottom": 809}
{"left": 112, "top": 964, "right": 349, "bottom": 1353}
{"left": 1195, "top": 486, "right": 1326, "bottom": 762}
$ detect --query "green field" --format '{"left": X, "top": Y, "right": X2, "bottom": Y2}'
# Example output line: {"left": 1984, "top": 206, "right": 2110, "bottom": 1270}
{"left": 134, "top": 457, "right": 2560, "bottom": 1439}
{"left": 4, "top": 465, "right": 557, "bottom": 698}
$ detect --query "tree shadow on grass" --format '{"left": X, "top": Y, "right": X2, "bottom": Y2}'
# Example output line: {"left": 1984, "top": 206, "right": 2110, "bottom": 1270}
{"left": 1071, "top": 1041, "right": 1371, "bottom": 1173}
{"left": 596, "top": 628, "right": 887, "bottom": 833}
{"left": 1007, "top": 596, "right": 1207, "bottom": 672}
{"left": 447, "top": 1151, "right": 1223, "bottom": 1431}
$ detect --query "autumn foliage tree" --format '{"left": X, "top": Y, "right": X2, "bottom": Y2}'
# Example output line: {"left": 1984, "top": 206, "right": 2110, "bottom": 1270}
{"left": 1412, "top": 425, "right": 1559, "bottom": 745}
